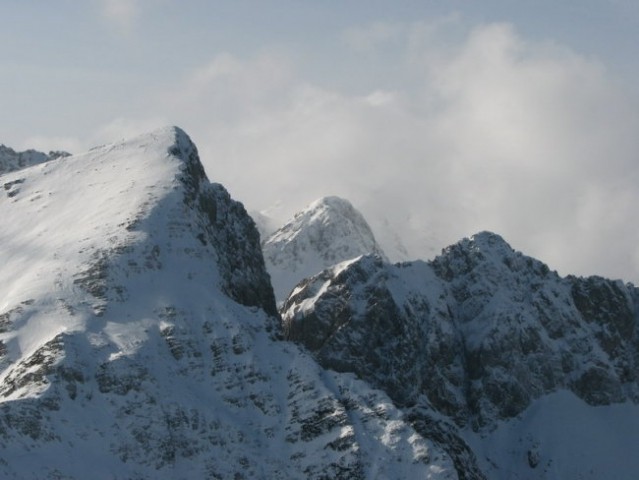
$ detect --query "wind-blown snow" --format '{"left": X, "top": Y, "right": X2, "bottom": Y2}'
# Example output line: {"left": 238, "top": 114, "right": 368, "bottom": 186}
{"left": 1, "top": 129, "right": 179, "bottom": 363}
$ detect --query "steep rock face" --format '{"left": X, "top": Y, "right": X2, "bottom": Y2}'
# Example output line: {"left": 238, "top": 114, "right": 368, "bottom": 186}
{"left": 282, "top": 232, "right": 639, "bottom": 430}
{"left": 263, "top": 196, "right": 387, "bottom": 302}
{"left": 431, "top": 233, "right": 639, "bottom": 417}
{"left": 567, "top": 275, "right": 639, "bottom": 402}
{"left": 283, "top": 255, "right": 435, "bottom": 407}
{"left": 0, "top": 128, "right": 457, "bottom": 479}
{"left": 172, "top": 136, "right": 277, "bottom": 316}
{"left": 0, "top": 144, "right": 69, "bottom": 175}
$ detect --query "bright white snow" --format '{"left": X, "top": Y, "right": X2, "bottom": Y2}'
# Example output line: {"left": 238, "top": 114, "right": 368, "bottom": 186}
{"left": 263, "top": 195, "right": 387, "bottom": 302}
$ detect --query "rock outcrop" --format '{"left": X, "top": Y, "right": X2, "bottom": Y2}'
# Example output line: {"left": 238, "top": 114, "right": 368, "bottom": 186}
{"left": 282, "top": 232, "right": 639, "bottom": 429}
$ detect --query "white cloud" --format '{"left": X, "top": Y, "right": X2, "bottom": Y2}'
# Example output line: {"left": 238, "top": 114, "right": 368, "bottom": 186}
{"left": 418, "top": 23, "right": 639, "bottom": 278}
{"left": 342, "top": 22, "right": 403, "bottom": 53}
{"left": 364, "top": 90, "right": 398, "bottom": 107}
{"left": 68, "top": 20, "right": 639, "bottom": 282}
{"left": 89, "top": 116, "right": 170, "bottom": 145}
{"left": 100, "top": 0, "right": 140, "bottom": 31}
{"left": 18, "top": 136, "right": 84, "bottom": 155}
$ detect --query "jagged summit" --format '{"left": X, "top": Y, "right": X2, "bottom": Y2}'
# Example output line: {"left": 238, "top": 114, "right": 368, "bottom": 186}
{"left": 438, "top": 231, "right": 516, "bottom": 262}
{"left": 431, "top": 230, "right": 552, "bottom": 282}
{"left": 0, "top": 144, "right": 70, "bottom": 175}
{"left": 466, "top": 230, "right": 510, "bottom": 250}
{"left": 282, "top": 230, "right": 639, "bottom": 478}
{"left": 263, "top": 195, "right": 387, "bottom": 302}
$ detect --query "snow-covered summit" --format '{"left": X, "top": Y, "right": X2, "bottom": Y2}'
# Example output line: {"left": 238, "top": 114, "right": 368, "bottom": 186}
{"left": 263, "top": 195, "right": 387, "bottom": 302}
{"left": 431, "top": 230, "right": 551, "bottom": 281}
{"left": 0, "top": 125, "right": 287, "bottom": 476}
{"left": 438, "top": 231, "right": 519, "bottom": 266}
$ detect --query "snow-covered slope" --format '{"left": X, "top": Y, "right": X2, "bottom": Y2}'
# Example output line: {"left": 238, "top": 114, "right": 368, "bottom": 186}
{"left": 0, "top": 127, "right": 458, "bottom": 479}
{"left": 282, "top": 232, "right": 639, "bottom": 479}
{"left": 263, "top": 196, "right": 387, "bottom": 302}
{"left": 466, "top": 390, "right": 639, "bottom": 480}
{"left": 0, "top": 144, "right": 69, "bottom": 175}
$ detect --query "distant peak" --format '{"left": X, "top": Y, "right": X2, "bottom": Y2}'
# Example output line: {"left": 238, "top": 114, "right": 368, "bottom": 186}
{"left": 430, "top": 231, "right": 514, "bottom": 279}
{"left": 263, "top": 195, "right": 387, "bottom": 302}
{"left": 431, "top": 231, "right": 554, "bottom": 281}
{"left": 300, "top": 196, "right": 359, "bottom": 218}
{"left": 0, "top": 144, "right": 63, "bottom": 175}
{"left": 277, "top": 196, "right": 381, "bottom": 243}
{"left": 468, "top": 231, "right": 513, "bottom": 253}
{"left": 311, "top": 196, "right": 353, "bottom": 209}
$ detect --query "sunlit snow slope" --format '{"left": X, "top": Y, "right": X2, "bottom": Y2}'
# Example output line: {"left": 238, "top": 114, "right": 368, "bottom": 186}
{"left": 0, "top": 127, "right": 456, "bottom": 479}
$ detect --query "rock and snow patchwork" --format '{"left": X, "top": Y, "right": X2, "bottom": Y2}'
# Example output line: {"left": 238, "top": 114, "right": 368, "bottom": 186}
{"left": 263, "top": 196, "right": 387, "bottom": 303}
{"left": 0, "top": 144, "right": 69, "bottom": 175}
{"left": 0, "top": 127, "right": 457, "bottom": 479}
{"left": 282, "top": 232, "right": 639, "bottom": 478}
{"left": 4, "top": 126, "right": 639, "bottom": 479}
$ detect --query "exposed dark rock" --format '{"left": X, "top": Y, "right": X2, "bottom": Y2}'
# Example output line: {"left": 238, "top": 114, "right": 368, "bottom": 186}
{"left": 172, "top": 128, "right": 278, "bottom": 317}
{"left": 0, "top": 144, "right": 69, "bottom": 175}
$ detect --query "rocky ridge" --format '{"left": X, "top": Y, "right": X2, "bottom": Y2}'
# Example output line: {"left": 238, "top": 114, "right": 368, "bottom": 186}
{"left": 282, "top": 232, "right": 639, "bottom": 428}
{"left": 0, "top": 144, "right": 69, "bottom": 176}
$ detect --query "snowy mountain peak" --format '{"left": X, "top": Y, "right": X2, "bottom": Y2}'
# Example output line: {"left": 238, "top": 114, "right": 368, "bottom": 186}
{"left": 263, "top": 195, "right": 388, "bottom": 302}
{"left": 307, "top": 194, "right": 358, "bottom": 214}
{"left": 289, "top": 195, "right": 375, "bottom": 236}
{"left": 431, "top": 230, "right": 552, "bottom": 282}
{"left": 0, "top": 125, "right": 272, "bottom": 405}
{"left": 468, "top": 230, "right": 510, "bottom": 250}
{"left": 444, "top": 231, "right": 513, "bottom": 260}
{"left": 0, "top": 128, "right": 465, "bottom": 479}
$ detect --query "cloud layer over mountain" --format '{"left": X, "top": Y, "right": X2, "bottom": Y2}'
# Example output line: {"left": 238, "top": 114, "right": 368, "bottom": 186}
{"left": 13, "top": 18, "right": 639, "bottom": 282}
